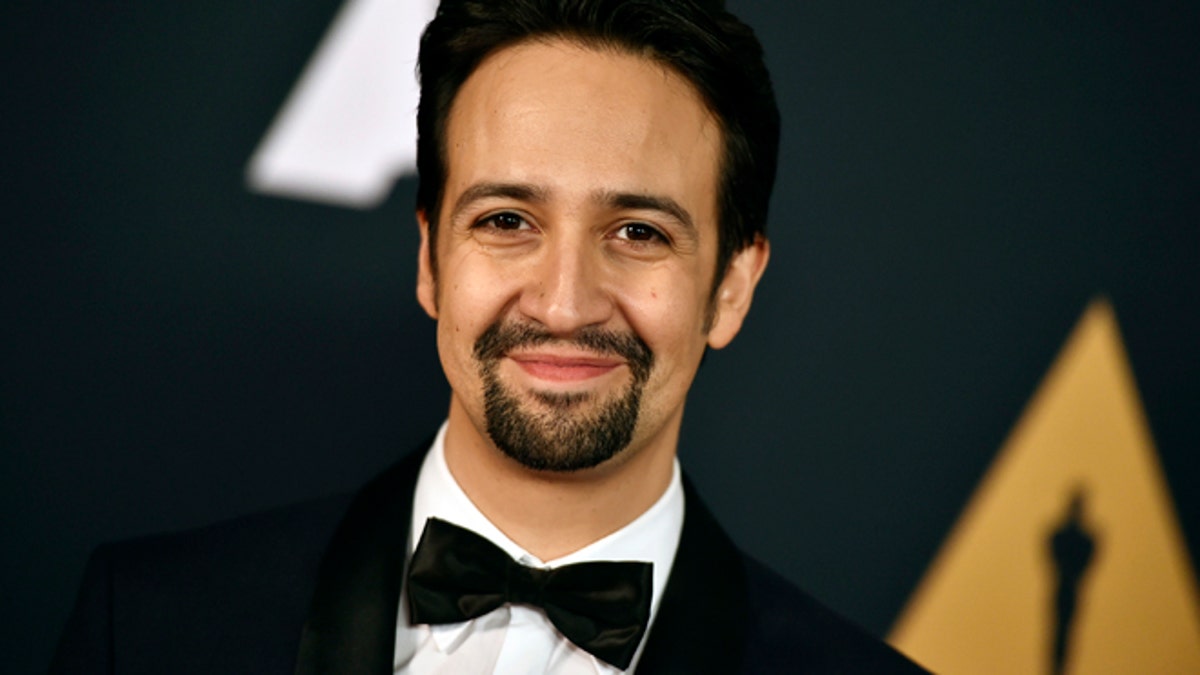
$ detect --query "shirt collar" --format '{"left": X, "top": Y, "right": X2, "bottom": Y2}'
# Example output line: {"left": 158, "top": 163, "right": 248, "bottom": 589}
{"left": 408, "top": 420, "right": 685, "bottom": 658}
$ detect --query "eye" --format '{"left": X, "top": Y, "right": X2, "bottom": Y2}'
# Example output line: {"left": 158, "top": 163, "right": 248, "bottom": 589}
{"left": 476, "top": 211, "right": 532, "bottom": 232}
{"left": 615, "top": 222, "right": 668, "bottom": 244}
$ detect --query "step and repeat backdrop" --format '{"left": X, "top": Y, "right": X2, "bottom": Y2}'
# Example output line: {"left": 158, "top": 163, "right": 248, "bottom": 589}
{"left": 6, "top": 1, "right": 1198, "bottom": 672}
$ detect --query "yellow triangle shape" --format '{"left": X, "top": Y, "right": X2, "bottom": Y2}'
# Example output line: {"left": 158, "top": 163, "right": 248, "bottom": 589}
{"left": 889, "top": 299, "right": 1200, "bottom": 674}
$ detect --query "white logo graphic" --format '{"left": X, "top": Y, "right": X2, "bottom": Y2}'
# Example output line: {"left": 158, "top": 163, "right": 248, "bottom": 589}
{"left": 246, "top": 0, "right": 437, "bottom": 208}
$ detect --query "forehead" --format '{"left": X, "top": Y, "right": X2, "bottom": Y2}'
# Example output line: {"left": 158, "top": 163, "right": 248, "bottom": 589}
{"left": 442, "top": 39, "right": 722, "bottom": 225}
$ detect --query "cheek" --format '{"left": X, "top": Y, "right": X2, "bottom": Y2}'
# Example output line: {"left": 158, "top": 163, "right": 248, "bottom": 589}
{"left": 434, "top": 262, "right": 508, "bottom": 383}
{"left": 619, "top": 274, "right": 710, "bottom": 360}
{"left": 440, "top": 255, "right": 518, "bottom": 322}
{"left": 435, "top": 318, "right": 474, "bottom": 397}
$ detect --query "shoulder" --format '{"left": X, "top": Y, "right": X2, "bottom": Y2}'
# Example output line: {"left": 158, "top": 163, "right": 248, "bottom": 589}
{"left": 740, "top": 555, "right": 931, "bottom": 674}
{"left": 663, "top": 479, "right": 930, "bottom": 673}
{"left": 102, "top": 491, "right": 354, "bottom": 591}
{"left": 53, "top": 443, "right": 434, "bottom": 673}
{"left": 52, "top": 492, "right": 355, "bottom": 674}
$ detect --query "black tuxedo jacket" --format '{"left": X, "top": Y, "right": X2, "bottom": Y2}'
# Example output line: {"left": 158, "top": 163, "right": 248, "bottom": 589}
{"left": 52, "top": 446, "right": 928, "bottom": 673}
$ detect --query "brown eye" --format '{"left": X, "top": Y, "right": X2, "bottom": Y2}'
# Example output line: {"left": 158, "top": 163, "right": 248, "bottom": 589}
{"left": 617, "top": 222, "right": 667, "bottom": 243}
{"left": 480, "top": 212, "right": 529, "bottom": 230}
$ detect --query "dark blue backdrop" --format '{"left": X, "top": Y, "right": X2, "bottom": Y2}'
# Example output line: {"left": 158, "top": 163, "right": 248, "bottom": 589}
{"left": 4, "top": 1, "right": 1198, "bottom": 672}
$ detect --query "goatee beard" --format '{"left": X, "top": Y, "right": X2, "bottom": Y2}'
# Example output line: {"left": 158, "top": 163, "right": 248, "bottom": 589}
{"left": 473, "top": 320, "right": 654, "bottom": 472}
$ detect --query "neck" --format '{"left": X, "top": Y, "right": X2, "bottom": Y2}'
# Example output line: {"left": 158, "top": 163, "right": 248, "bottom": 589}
{"left": 442, "top": 398, "right": 678, "bottom": 561}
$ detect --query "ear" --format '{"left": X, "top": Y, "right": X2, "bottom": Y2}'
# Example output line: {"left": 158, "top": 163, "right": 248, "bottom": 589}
{"left": 416, "top": 209, "right": 438, "bottom": 319}
{"left": 706, "top": 236, "right": 770, "bottom": 349}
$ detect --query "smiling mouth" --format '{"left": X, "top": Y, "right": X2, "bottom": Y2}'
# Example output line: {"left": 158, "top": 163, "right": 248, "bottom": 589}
{"left": 507, "top": 353, "right": 625, "bottom": 383}
{"left": 474, "top": 320, "right": 655, "bottom": 388}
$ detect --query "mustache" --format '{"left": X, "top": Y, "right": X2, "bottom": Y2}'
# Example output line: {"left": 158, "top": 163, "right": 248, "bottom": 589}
{"left": 473, "top": 320, "right": 654, "bottom": 383}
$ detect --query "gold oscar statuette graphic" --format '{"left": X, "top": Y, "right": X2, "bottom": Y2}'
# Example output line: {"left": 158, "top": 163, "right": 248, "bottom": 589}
{"left": 889, "top": 299, "right": 1200, "bottom": 674}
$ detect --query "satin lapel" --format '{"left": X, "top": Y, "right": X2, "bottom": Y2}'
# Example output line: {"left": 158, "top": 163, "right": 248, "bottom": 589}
{"left": 635, "top": 476, "right": 749, "bottom": 674}
{"left": 294, "top": 446, "right": 427, "bottom": 675}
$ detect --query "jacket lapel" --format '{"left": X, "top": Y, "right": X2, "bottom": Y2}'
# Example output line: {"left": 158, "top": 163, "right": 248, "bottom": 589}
{"left": 294, "top": 447, "right": 427, "bottom": 675}
{"left": 635, "top": 476, "right": 749, "bottom": 674}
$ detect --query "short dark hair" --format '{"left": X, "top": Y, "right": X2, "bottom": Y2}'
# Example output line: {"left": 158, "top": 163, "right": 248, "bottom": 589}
{"left": 416, "top": 0, "right": 780, "bottom": 285}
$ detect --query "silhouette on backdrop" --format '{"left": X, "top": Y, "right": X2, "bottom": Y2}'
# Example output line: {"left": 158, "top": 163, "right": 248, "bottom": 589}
{"left": 1047, "top": 486, "right": 1099, "bottom": 675}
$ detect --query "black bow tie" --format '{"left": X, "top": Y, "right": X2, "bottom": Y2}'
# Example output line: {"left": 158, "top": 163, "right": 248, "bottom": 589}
{"left": 406, "top": 517, "right": 653, "bottom": 670}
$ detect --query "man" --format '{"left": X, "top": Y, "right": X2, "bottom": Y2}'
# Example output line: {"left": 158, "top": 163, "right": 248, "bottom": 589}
{"left": 53, "top": 1, "right": 928, "bottom": 672}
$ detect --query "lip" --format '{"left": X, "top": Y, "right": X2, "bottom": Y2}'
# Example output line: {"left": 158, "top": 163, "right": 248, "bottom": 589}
{"left": 507, "top": 351, "right": 625, "bottom": 383}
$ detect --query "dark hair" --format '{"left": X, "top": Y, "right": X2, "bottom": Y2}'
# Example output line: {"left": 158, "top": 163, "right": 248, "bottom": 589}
{"left": 416, "top": 0, "right": 779, "bottom": 284}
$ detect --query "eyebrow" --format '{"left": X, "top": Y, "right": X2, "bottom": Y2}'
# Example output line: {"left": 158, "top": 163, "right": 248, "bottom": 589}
{"left": 451, "top": 182, "right": 549, "bottom": 219}
{"left": 600, "top": 191, "right": 696, "bottom": 233}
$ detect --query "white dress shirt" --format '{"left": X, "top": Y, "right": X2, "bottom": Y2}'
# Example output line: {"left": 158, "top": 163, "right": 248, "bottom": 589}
{"left": 393, "top": 422, "right": 685, "bottom": 674}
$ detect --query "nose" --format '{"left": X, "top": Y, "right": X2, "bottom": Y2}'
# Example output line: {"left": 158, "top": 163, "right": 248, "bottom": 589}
{"left": 516, "top": 234, "right": 614, "bottom": 335}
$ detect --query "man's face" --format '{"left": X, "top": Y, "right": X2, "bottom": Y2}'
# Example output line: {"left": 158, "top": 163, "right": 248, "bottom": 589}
{"left": 418, "top": 39, "right": 766, "bottom": 472}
